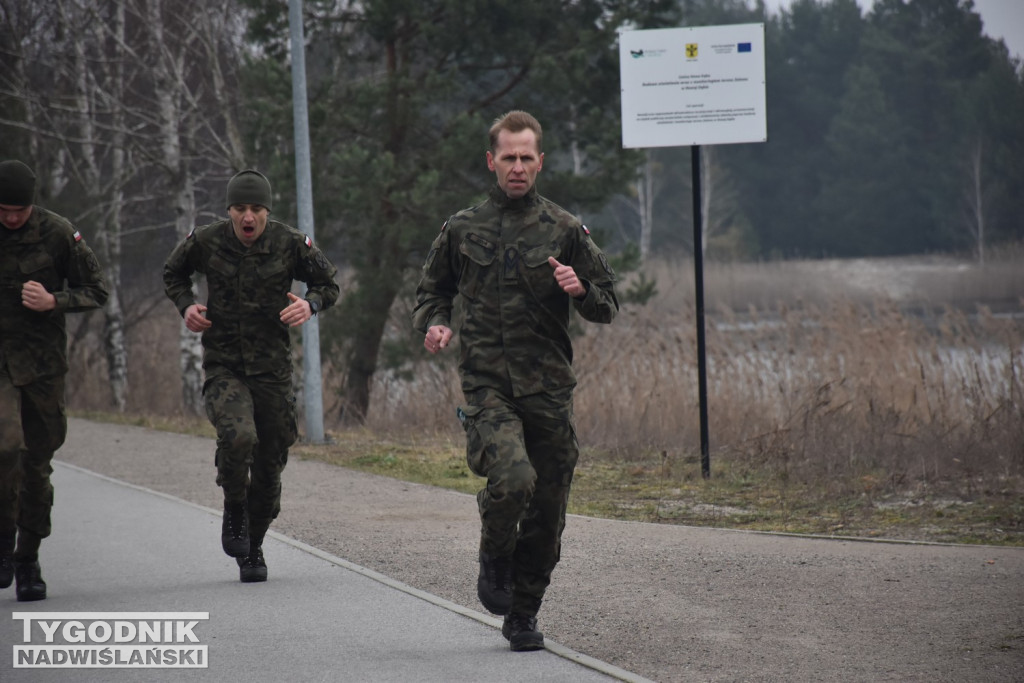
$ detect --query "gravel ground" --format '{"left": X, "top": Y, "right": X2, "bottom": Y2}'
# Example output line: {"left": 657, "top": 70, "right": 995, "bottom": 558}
{"left": 56, "top": 418, "right": 1023, "bottom": 682}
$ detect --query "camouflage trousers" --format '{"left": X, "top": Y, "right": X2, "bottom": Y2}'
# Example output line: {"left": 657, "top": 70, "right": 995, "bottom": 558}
{"left": 203, "top": 369, "right": 297, "bottom": 533}
{"left": 459, "top": 385, "right": 579, "bottom": 617}
{"left": 0, "top": 367, "right": 65, "bottom": 550}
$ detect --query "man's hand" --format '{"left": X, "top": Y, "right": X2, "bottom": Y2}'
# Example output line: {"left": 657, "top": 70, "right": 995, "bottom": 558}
{"left": 548, "top": 257, "right": 586, "bottom": 298}
{"left": 184, "top": 303, "right": 212, "bottom": 333}
{"left": 424, "top": 325, "right": 453, "bottom": 354}
{"left": 21, "top": 281, "right": 57, "bottom": 312}
{"left": 280, "top": 292, "right": 312, "bottom": 327}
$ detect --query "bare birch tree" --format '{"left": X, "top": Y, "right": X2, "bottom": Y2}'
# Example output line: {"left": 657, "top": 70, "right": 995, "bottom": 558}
{"left": 699, "top": 146, "right": 746, "bottom": 260}
{"left": 0, "top": 0, "right": 131, "bottom": 408}
{"left": 964, "top": 138, "right": 986, "bottom": 266}
{"left": 123, "top": 0, "right": 248, "bottom": 414}
{"left": 60, "top": 0, "right": 130, "bottom": 410}
{"left": 1, "top": 0, "right": 249, "bottom": 415}
{"left": 636, "top": 151, "right": 655, "bottom": 263}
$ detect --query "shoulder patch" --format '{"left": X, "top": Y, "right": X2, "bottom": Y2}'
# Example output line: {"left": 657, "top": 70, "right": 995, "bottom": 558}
{"left": 581, "top": 224, "right": 590, "bottom": 235}
{"left": 304, "top": 234, "right": 313, "bottom": 248}
{"left": 186, "top": 228, "right": 195, "bottom": 240}
{"left": 73, "top": 230, "right": 83, "bottom": 242}
{"left": 441, "top": 219, "right": 448, "bottom": 233}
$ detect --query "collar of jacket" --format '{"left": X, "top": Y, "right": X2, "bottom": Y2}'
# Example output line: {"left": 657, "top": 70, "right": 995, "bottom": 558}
{"left": 489, "top": 184, "right": 538, "bottom": 212}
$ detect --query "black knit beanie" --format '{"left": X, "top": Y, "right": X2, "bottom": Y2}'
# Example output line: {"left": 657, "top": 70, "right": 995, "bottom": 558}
{"left": 0, "top": 160, "right": 37, "bottom": 206}
{"left": 226, "top": 170, "right": 272, "bottom": 210}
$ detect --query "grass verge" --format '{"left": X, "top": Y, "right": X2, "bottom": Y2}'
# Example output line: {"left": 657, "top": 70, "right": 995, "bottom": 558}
{"left": 76, "top": 411, "right": 1022, "bottom": 547}
{"left": 293, "top": 430, "right": 1023, "bottom": 547}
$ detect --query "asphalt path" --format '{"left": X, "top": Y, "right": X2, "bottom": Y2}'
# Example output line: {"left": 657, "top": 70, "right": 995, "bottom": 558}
{"left": 0, "top": 463, "right": 635, "bottom": 682}
{"left": 4, "top": 419, "right": 1023, "bottom": 682}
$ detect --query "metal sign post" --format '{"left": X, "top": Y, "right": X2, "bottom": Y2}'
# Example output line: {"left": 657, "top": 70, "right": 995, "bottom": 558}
{"left": 620, "top": 23, "right": 767, "bottom": 477}
{"left": 690, "top": 145, "right": 711, "bottom": 478}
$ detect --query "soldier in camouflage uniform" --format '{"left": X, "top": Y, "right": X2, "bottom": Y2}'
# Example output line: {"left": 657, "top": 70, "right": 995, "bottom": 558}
{"left": 163, "top": 170, "right": 339, "bottom": 583}
{"left": 0, "top": 160, "right": 110, "bottom": 601}
{"left": 413, "top": 111, "right": 618, "bottom": 651}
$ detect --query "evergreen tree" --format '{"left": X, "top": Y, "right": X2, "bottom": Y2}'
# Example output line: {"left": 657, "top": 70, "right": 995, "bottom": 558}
{"left": 725, "top": 0, "right": 865, "bottom": 257}
{"left": 240, "top": 0, "right": 677, "bottom": 423}
{"left": 816, "top": 62, "right": 911, "bottom": 254}
{"left": 817, "top": 0, "right": 995, "bottom": 254}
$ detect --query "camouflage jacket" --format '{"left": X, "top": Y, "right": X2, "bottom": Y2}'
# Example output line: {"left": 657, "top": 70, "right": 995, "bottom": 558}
{"left": 0, "top": 207, "right": 109, "bottom": 386}
{"left": 413, "top": 185, "right": 618, "bottom": 397}
{"left": 163, "top": 219, "right": 339, "bottom": 378}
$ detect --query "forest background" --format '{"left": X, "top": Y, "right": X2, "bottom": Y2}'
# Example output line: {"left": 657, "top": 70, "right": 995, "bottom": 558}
{"left": 1, "top": 0, "right": 1022, "bottom": 544}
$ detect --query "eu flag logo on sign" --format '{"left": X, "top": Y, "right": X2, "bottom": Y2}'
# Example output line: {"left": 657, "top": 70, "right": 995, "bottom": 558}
{"left": 738, "top": 42, "right": 752, "bottom": 53}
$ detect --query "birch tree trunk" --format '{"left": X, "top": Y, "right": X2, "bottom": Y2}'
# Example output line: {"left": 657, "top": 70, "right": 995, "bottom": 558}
{"left": 103, "top": 0, "right": 129, "bottom": 411}
{"left": 145, "top": 0, "right": 204, "bottom": 414}
{"left": 60, "top": 0, "right": 129, "bottom": 410}
{"left": 965, "top": 139, "right": 985, "bottom": 266}
{"left": 637, "top": 151, "right": 654, "bottom": 263}
{"left": 700, "top": 146, "right": 714, "bottom": 258}
{"left": 175, "top": 180, "right": 204, "bottom": 416}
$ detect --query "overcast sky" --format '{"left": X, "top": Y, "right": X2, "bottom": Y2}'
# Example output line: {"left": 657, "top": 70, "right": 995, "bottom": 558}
{"left": 759, "top": 0, "right": 1024, "bottom": 60}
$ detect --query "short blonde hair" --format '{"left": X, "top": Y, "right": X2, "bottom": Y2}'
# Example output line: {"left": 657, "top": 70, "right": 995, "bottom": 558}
{"left": 488, "top": 111, "right": 543, "bottom": 153}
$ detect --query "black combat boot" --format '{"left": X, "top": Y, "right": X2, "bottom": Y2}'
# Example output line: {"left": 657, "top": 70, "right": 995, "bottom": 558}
{"left": 237, "top": 524, "right": 268, "bottom": 583}
{"left": 14, "top": 560, "right": 46, "bottom": 602}
{"left": 477, "top": 551, "right": 513, "bottom": 615}
{"left": 0, "top": 535, "right": 14, "bottom": 589}
{"left": 237, "top": 546, "right": 267, "bottom": 583}
{"left": 502, "top": 612, "right": 544, "bottom": 652}
{"left": 221, "top": 500, "right": 249, "bottom": 558}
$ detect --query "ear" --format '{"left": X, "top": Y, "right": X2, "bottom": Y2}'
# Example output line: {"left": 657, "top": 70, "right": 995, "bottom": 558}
{"left": 486, "top": 150, "right": 496, "bottom": 172}
{"left": 537, "top": 152, "right": 544, "bottom": 171}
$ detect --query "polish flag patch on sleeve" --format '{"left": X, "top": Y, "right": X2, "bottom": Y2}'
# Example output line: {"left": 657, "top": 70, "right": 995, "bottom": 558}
{"left": 73, "top": 230, "right": 83, "bottom": 242}
{"left": 581, "top": 224, "right": 590, "bottom": 235}
{"left": 304, "top": 235, "right": 313, "bottom": 248}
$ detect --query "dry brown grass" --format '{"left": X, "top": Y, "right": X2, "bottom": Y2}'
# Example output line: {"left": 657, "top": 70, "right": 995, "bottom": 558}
{"left": 358, "top": 252, "right": 1024, "bottom": 524}
{"left": 65, "top": 252, "right": 1024, "bottom": 542}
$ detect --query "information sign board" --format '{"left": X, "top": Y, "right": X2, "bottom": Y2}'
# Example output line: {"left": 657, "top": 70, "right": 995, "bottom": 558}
{"left": 620, "top": 24, "right": 767, "bottom": 148}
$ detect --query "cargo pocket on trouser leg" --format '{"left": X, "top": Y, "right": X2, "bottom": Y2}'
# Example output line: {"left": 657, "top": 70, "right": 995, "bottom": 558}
{"left": 458, "top": 405, "right": 487, "bottom": 477}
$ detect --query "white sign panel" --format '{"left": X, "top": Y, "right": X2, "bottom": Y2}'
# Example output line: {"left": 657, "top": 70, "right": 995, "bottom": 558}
{"left": 619, "top": 24, "right": 767, "bottom": 148}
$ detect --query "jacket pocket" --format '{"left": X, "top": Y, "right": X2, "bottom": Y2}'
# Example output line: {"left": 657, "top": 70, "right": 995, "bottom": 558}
{"left": 207, "top": 251, "right": 239, "bottom": 278}
{"left": 457, "top": 233, "right": 496, "bottom": 300}
{"left": 520, "top": 240, "right": 560, "bottom": 293}
{"left": 19, "top": 250, "right": 53, "bottom": 276}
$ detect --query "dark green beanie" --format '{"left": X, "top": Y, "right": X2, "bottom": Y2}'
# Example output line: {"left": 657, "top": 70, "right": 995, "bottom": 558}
{"left": 0, "top": 160, "right": 37, "bottom": 206}
{"left": 226, "top": 169, "right": 272, "bottom": 210}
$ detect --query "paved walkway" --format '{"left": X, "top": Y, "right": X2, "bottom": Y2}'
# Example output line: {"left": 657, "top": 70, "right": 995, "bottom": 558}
{"left": 1, "top": 463, "right": 645, "bottom": 682}
{"left": 10, "top": 420, "right": 1024, "bottom": 682}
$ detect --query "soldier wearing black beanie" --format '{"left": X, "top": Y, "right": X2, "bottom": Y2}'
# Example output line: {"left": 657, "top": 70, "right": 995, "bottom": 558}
{"left": 0, "top": 159, "right": 109, "bottom": 602}
{"left": 163, "top": 168, "right": 339, "bottom": 584}
{"left": 0, "top": 160, "right": 37, "bottom": 207}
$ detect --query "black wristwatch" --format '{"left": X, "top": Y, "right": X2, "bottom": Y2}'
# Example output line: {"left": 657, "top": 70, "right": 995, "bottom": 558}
{"left": 307, "top": 298, "right": 320, "bottom": 315}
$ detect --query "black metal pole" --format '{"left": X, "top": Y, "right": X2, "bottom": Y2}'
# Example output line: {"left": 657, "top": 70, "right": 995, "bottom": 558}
{"left": 691, "top": 145, "right": 711, "bottom": 478}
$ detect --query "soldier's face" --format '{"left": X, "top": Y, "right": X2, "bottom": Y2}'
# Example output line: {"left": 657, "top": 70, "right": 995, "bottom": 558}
{"left": 229, "top": 204, "right": 268, "bottom": 247}
{"left": 487, "top": 129, "right": 543, "bottom": 199}
{"left": 0, "top": 204, "right": 33, "bottom": 231}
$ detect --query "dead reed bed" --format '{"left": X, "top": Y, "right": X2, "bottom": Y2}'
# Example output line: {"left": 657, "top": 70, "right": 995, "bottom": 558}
{"left": 66, "top": 254, "right": 1023, "bottom": 503}
{"left": 364, "top": 254, "right": 1024, "bottom": 501}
